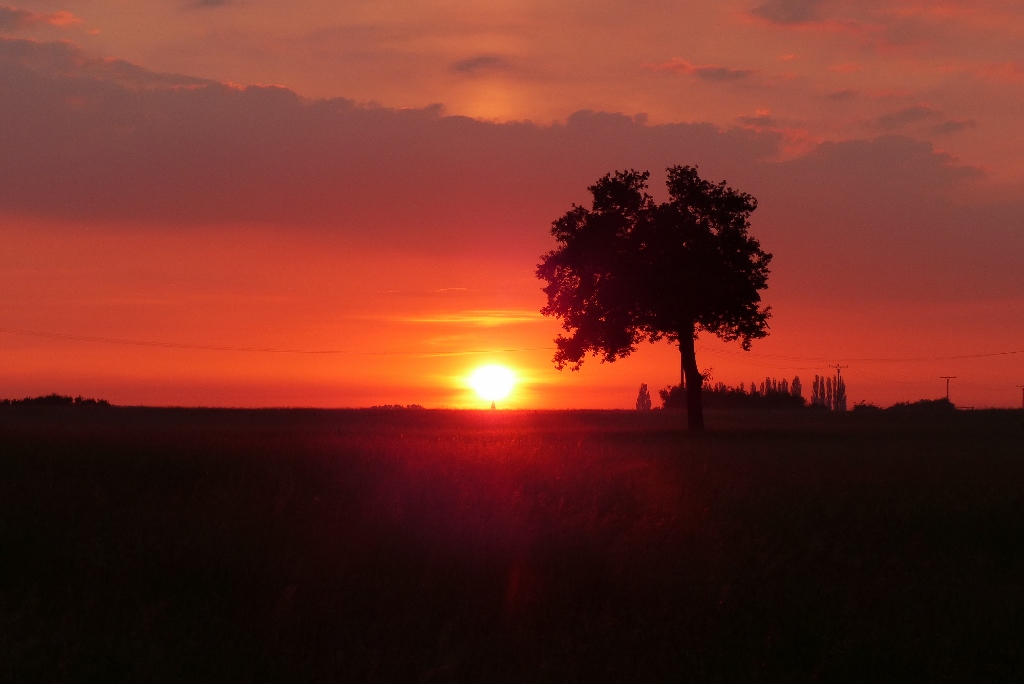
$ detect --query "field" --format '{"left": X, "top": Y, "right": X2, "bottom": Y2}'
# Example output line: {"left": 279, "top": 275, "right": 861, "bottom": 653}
{"left": 2, "top": 407, "right": 1023, "bottom": 682}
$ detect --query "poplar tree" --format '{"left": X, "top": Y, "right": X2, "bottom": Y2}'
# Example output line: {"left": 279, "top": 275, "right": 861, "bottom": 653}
{"left": 636, "top": 383, "right": 653, "bottom": 411}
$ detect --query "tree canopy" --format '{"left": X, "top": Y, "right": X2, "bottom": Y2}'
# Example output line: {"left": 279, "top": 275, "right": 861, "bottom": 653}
{"left": 536, "top": 166, "right": 772, "bottom": 429}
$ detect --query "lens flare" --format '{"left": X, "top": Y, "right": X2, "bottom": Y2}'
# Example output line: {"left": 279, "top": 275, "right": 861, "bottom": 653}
{"left": 469, "top": 365, "right": 515, "bottom": 402}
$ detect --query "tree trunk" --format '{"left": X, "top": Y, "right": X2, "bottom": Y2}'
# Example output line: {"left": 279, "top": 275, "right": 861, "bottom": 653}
{"left": 679, "top": 333, "right": 705, "bottom": 431}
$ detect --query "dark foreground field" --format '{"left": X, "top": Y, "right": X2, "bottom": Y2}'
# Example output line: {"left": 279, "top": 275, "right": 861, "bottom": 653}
{"left": 2, "top": 407, "right": 1023, "bottom": 682}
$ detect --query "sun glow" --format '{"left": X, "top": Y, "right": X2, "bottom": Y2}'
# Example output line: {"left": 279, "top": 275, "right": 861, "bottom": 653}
{"left": 469, "top": 364, "right": 516, "bottom": 403}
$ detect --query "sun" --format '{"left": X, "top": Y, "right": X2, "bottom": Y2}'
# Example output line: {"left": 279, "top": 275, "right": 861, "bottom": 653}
{"left": 469, "top": 364, "right": 516, "bottom": 403}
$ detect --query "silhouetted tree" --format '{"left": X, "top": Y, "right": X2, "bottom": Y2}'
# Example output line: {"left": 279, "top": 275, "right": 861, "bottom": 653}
{"left": 834, "top": 375, "right": 847, "bottom": 411}
{"left": 636, "top": 383, "right": 653, "bottom": 411}
{"left": 809, "top": 373, "right": 846, "bottom": 410}
{"left": 811, "top": 375, "right": 824, "bottom": 407}
{"left": 537, "top": 167, "right": 772, "bottom": 430}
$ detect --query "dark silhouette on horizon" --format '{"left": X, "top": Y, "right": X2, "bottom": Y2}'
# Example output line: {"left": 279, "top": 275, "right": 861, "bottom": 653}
{"left": 0, "top": 393, "right": 110, "bottom": 407}
{"left": 811, "top": 373, "right": 848, "bottom": 411}
{"left": 537, "top": 166, "right": 772, "bottom": 430}
{"left": 635, "top": 383, "right": 653, "bottom": 410}
{"left": 662, "top": 375, "right": 806, "bottom": 410}
{"left": 901, "top": 397, "right": 955, "bottom": 411}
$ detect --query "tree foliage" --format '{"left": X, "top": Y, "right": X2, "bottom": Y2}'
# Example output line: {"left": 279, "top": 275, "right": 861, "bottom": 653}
{"left": 537, "top": 166, "right": 772, "bottom": 429}
{"left": 661, "top": 376, "right": 805, "bottom": 410}
{"left": 537, "top": 168, "right": 771, "bottom": 367}
{"left": 636, "top": 383, "right": 653, "bottom": 411}
{"left": 810, "top": 374, "right": 847, "bottom": 411}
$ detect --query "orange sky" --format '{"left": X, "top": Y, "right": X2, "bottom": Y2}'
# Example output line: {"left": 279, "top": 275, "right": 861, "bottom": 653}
{"left": 1, "top": 1, "right": 1022, "bottom": 408}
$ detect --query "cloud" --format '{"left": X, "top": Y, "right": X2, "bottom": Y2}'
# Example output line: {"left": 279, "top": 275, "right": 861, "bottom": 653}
{"left": 752, "top": 135, "right": 1015, "bottom": 300}
{"left": 451, "top": 54, "right": 512, "bottom": 75}
{"left": 0, "top": 6, "right": 33, "bottom": 29}
{"left": 694, "top": 66, "right": 753, "bottom": 81}
{"left": 0, "top": 5, "right": 81, "bottom": 30}
{"left": 0, "top": 38, "right": 210, "bottom": 88}
{"left": 394, "top": 310, "right": 544, "bottom": 326}
{"left": 875, "top": 104, "right": 941, "bottom": 129}
{"left": 872, "top": 106, "right": 976, "bottom": 137}
{"left": 824, "top": 89, "right": 858, "bottom": 100}
{"left": 747, "top": 1, "right": 873, "bottom": 35}
{"left": 976, "top": 60, "right": 1024, "bottom": 82}
{"left": 829, "top": 62, "right": 862, "bottom": 73}
{"left": 0, "top": 37, "right": 778, "bottom": 247}
{"left": 0, "top": 36, "right": 1019, "bottom": 303}
{"left": 931, "top": 119, "right": 977, "bottom": 135}
{"left": 737, "top": 112, "right": 782, "bottom": 128}
{"left": 750, "top": 0, "right": 824, "bottom": 25}
{"left": 643, "top": 58, "right": 751, "bottom": 81}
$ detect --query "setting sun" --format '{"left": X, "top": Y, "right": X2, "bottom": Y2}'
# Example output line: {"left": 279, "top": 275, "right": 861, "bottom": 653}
{"left": 468, "top": 365, "right": 516, "bottom": 403}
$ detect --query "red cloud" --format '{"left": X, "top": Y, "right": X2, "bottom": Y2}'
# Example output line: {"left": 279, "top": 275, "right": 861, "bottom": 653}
{"left": 45, "top": 10, "right": 79, "bottom": 27}
{"left": 829, "top": 62, "right": 863, "bottom": 73}
{"left": 1, "top": 36, "right": 1018, "bottom": 306}
{"left": 642, "top": 58, "right": 752, "bottom": 81}
{"left": 930, "top": 60, "right": 1024, "bottom": 83}
{"left": 0, "top": 5, "right": 81, "bottom": 30}
{"left": 978, "top": 60, "right": 1024, "bottom": 81}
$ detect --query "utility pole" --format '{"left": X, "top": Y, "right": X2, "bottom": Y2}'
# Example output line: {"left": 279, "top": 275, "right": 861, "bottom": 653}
{"left": 1017, "top": 385, "right": 1024, "bottom": 410}
{"left": 830, "top": 364, "right": 848, "bottom": 382}
{"left": 940, "top": 376, "right": 956, "bottom": 402}
{"left": 829, "top": 364, "right": 848, "bottom": 411}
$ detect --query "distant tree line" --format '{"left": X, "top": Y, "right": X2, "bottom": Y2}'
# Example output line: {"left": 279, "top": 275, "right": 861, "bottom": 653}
{"left": 0, "top": 394, "right": 110, "bottom": 406}
{"left": 655, "top": 369, "right": 858, "bottom": 411}
{"left": 853, "top": 398, "right": 956, "bottom": 412}
{"left": 651, "top": 370, "right": 972, "bottom": 413}
{"left": 660, "top": 374, "right": 806, "bottom": 410}
{"left": 810, "top": 374, "right": 847, "bottom": 411}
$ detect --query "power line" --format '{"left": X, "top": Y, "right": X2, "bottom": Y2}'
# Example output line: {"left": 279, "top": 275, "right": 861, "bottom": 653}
{"left": 0, "top": 326, "right": 553, "bottom": 357}
{"left": 694, "top": 343, "right": 1024, "bottom": 364}
{"left": 0, "top": 326, "right": 343, "bottom": 354}
{"left": 3, "top": 323, "right": 1024, "bottom": 366}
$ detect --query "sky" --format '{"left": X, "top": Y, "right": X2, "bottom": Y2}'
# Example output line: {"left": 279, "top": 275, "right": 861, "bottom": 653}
{"left": 1, "top": 0, "right": 1022, "bottom": 408}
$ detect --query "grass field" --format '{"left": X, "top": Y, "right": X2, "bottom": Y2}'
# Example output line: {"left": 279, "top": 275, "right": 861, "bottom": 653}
{"left": 2, "top": 407, "right": 1023, "bottom": 682}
